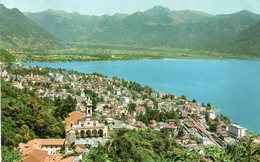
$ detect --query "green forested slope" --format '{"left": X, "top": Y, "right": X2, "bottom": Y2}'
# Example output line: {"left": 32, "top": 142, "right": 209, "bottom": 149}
{"left": 1, "top": 80, "right": 64, "bottom": 147}
{"left": 226, "top": 21, "right": 260, "bottom": 56}
{"left": 0, "top": 4, "right": 61, "bottom": 50}
{"left": 0, "top": 49, "right": 16, "bottom": 63}
{"left": 83, "top": 129, "right": 260, "bottom": 162}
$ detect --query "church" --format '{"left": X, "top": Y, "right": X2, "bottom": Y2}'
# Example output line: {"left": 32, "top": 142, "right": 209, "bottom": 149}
{"left": 65, "top": 106, "right": 108, "bottom": 147}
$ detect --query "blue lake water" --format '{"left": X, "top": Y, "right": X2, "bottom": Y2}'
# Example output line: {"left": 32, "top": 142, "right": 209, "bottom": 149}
{"left": 23, "top": 59, "right": 260, "bottom": 134}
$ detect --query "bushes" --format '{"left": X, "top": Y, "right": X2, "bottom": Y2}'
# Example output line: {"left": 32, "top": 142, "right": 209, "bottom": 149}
{"left": 83, "top": 129, "right": 260, "bottom": 161}
{"left": 1, "top": 146, "right": 20, "bottom": 162}
{"left": 83, "top": 129, "right": 186, "bottom": 162}
{"left": 1, "top": 80, "right": 64, "bottom": 147}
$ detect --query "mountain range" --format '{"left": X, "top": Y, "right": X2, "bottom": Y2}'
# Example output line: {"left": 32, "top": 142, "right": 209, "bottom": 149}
{"left": 1, "top": 4, "right": 260, "bottom": 56}
{"left": 0, "top": 4, "right": 61, "bottom": 50}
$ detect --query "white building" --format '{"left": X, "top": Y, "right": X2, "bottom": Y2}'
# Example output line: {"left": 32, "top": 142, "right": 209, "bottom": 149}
{"left": 207, "top": 109, "right": 217, "bottom": 120}
{"left": 228, "top": 124, "right": 248, "bottom": 138}
{"left": 120, "top": 96, "right": 130, "bottom": 104}
{"left": 65, "top": 108, "right": 108, "bottom": 139}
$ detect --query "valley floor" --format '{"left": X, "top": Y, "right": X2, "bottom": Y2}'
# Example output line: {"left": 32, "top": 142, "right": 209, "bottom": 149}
{"left": 9, "top": 45, "right": 260, "bottom": 62}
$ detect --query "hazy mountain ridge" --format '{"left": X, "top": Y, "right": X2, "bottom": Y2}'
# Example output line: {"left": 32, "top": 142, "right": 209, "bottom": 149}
{"left": 0, "top": 4, "right": 61, "bottom": 50}
{"left": 25, "top": 5, "right": 260, "bottom": 56}
{"left": 226, "top": 21, "right": 260, "bottom": 56}
{"left": 1, "top": 4, "right": 260, "bottom": 57}
{"left": 26, "top": 6, "right": 214, "bottom": 44}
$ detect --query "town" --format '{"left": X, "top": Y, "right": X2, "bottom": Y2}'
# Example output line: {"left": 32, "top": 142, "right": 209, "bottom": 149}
{"left": 1, "top": 62, "right": 260, "bottom": 162}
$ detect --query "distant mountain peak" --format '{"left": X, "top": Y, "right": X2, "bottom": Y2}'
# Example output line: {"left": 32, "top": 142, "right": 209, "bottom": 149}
{"left": 177, "top": 10, "right": 212, "bottom": 17}
{"left": 42, "top": 8, "right": 68, "bottom": 15}
{"left": 146, "top": 5, "right": 172, "bottom": 13}
{"left": 0, "top": 3, "right": 5, "bottom": 8}
{"left": 233, "top": 10, "right": 256, "bottom": 16}
{"left": 0, "top": 4, "right": 20, "bottom": 13}
{"left": 151, "top": 5, "right": 171, "bottom": 10}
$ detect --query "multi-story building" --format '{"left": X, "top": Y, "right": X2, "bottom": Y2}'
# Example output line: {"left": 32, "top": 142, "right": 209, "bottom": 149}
{"left": 228, "top": 124, "right": 248, "bottom": 138}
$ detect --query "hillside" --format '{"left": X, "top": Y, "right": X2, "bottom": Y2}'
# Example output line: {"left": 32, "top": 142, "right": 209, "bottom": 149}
{"left": 0, "top": 49, "right": 16, "bottom": 63}
{"left": 0, "top": 4, "right": 61, "bottom": 50}
{"left": 226, "top": 21, "right": 260, "bottom": 56}
{"left": 26, "top": 6, "right": 213, "bottom": 45}
{"left": 25, "top": 6, "right": 260, "bottom": 57}
{"left": 1, "top": 4, "right": 259, "bottom": 58}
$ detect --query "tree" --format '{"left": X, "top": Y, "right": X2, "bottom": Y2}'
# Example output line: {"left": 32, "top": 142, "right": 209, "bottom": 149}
{"left": 185, "top": 150, "right": 203, "bottom": 161}
{"left": 84, "top": 89, "right": 101, "bottom": 110}
{"left": 15, "top": 125, "right": 31, "bottom": 143}
{"left": 128, "top": 103, "right": 136, "bottom": 113}
{"left": 82, "top": 146, "right": 110, "bottom": 162}
{"left": 204, "top": 146, "right": 230, "bottom": 162}
{"left": 0, "top": 49, "right": 16, "bottom": 64}
{"left": 206, "top": 103, "right": 212, "bottom": 110}
{"left": 54, "top": 95, "right": 76, "bottom": 120}
{"left": 219, "top": 114, "right": 231, "bottom": 125}
{"left": 227, "top": 137, "right": 260, "bottom": 162}
{"left": 1, "top": 80, "right": 63, "bottom": 147}
{"left": 180, "top": 95, "right": 187, "bottom": 100}
{"left": 1, "top": 146, "right": 20, "bottom": 162}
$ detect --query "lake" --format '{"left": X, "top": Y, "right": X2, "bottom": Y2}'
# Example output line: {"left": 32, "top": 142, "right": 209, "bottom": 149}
{"left": 23, "top": 59, "right": 260, "bottom": 134}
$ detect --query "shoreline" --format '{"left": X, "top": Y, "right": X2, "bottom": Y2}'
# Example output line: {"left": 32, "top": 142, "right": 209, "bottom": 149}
{"left": 21, "top": 56, "right": 260, "bottom": 63}
{"left": 20, "top": 62, "right": 259, "bottom": 134}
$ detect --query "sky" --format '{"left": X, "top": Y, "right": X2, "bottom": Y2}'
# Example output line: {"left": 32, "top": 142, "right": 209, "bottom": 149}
{"left": 1, "top": 0, "right": 260, "bottom": 15}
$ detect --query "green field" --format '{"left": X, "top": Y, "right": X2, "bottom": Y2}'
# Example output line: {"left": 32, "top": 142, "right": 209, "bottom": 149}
{"left": 14, "top": 44, "right": 260, "bottom": 62}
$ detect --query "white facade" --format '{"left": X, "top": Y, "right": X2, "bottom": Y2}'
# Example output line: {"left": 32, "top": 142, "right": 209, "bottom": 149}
{"left": 120, "top": 96, "right": 130, "bottom": 104}
{"left": 207, "top": 109, "right": 216, "bottom": 120}
{"left": 228, "top": 124, "right": 248, "bottom": 138}
{"left": 41, "top": 146, "right": 62, "bottom": 155}
{"left": 69, "top": 108, "right": 108, "bottom": 138}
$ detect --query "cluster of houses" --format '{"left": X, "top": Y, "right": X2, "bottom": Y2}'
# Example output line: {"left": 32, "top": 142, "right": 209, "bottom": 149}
{"left": 0, "top": 63, "right": 254, "bottom": 161}
{"left": 17, "top": 104, "right": 109, "bottom": 162}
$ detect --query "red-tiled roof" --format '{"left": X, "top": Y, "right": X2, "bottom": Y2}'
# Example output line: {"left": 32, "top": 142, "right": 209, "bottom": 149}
{"left": 135, "top": 105, "right": 145, "bottom": 111}
{"left": 61, "top": 156, "right": 75, "bottom": 162}
{"left": 65, "top": 111, "right": 84, "bottom": 131}
{"left": 188, "top": 140, "right": 197, "bottom": 144}
{"left": 149, "top": 124, "right": 157, "bottom": 129}
{"left": 27, "top": 139, "right": 65, "bottom": 147}
{"left": 74, "top": 146, "right": 84, "bottom": 153}
{"left": 20, "top": 149, "right": 48, "bottom": 162}
{"left": 150, "top": 120, "right": 157, "bottom": 124}
{"left": 163, "top": 125, "right": 177, "bottom": 129}
{"left": 19, "top": 139, "right": 65, "bottom": 157}
{"left": 20, "top": 149, "right": 63, "bottom": 162}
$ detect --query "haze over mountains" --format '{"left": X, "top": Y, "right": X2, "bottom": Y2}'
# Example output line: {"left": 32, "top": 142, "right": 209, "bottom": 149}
{"left": 0, "top": 4, "right": 60, "bottom": 50}
{"left": 1, "top": 4, "right": 260, "bottom": 56}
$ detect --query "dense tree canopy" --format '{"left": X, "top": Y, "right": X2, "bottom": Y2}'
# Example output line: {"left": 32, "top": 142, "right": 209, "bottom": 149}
{"left": 1, "top": 80, "right": 64, "bottom": 147}
{"left": 82, "top": 129, "right": 198, "bottom": 162}
{"left": 1, "top": 146, "right": 20, "bottom": 162}
{"left": 136, "top": 108, "right": 179, "bottom": 125}
{"left": 0, "top": 49, "right": 16, "bottom": 63}
{"left": 54, "top": 95, "right": 76, "bottom": 120}
{"left": 83, "top": 129, "right": 260, "bottom": 162}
